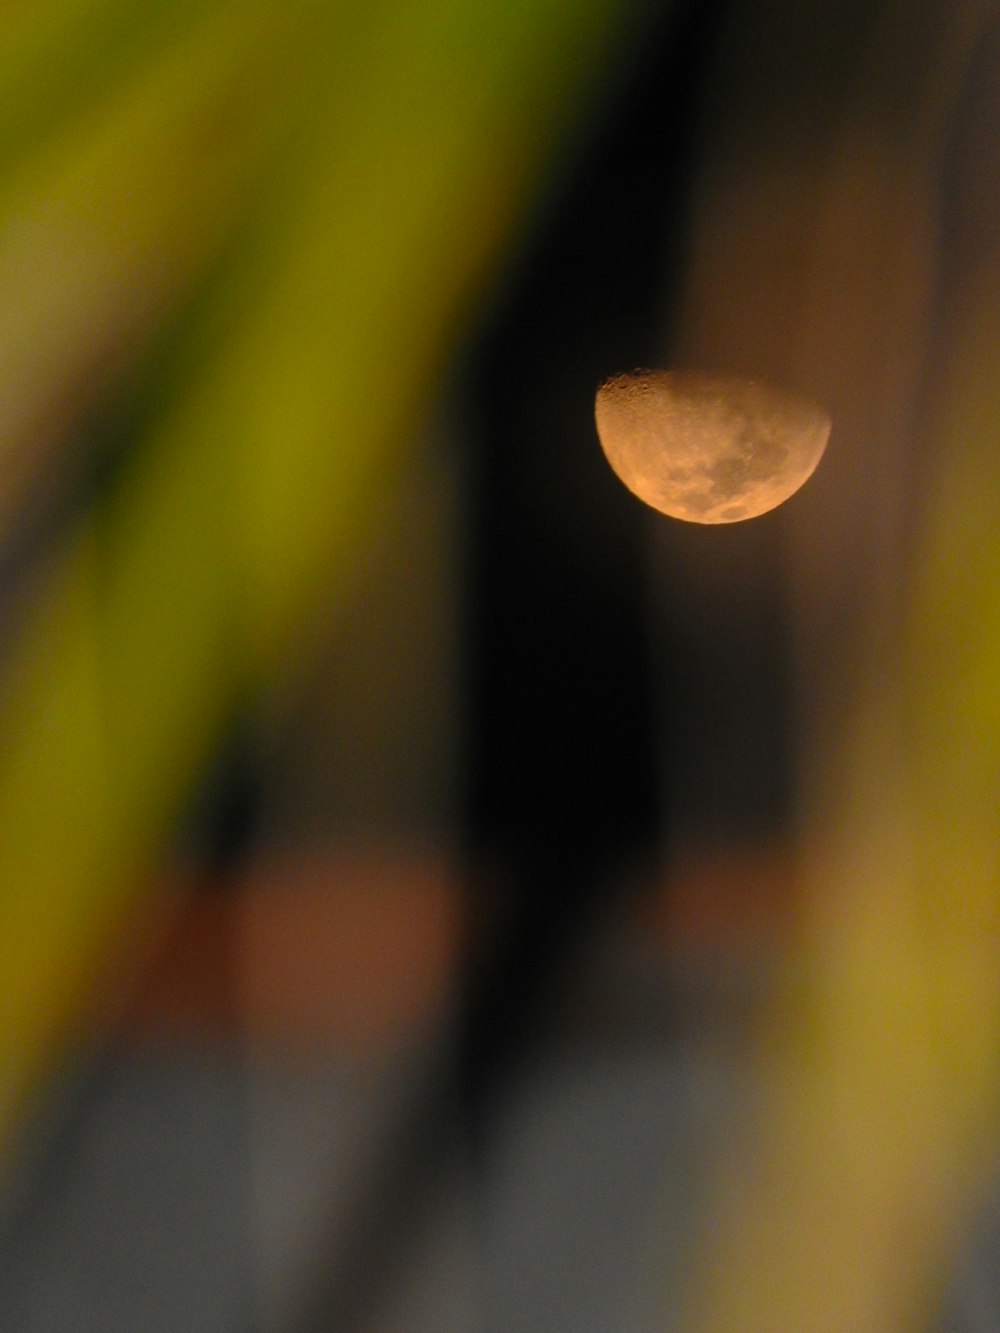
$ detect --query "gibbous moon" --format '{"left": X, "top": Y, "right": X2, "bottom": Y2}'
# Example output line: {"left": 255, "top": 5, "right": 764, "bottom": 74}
{"left": 594, "top": 369, "right": 831, "bottom": 523}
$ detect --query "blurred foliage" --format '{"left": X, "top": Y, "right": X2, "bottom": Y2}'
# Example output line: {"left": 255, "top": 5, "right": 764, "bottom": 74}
{"left": 676, "top": 3, "right": 1000, "bottom": 1327}
{"left": 0, "top": 0, "right": 640, "bottom": 1153}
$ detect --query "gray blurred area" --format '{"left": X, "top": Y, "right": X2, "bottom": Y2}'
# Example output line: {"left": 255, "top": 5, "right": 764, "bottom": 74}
{"left": 0, "top": 978, "right": 755, "bottom": 1333}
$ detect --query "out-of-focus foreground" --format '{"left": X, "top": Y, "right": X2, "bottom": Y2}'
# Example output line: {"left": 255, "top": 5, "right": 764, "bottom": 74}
{"left": 2, "top": 1, "right": 1000, "bottom": 1330}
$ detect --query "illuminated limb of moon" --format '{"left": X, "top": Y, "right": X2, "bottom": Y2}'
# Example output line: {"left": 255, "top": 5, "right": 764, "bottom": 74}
{"left": 594, "top": 369, "right": 831, "bottom": 524}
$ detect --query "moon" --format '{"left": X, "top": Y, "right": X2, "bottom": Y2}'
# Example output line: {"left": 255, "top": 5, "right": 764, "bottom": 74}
{"left": 594, "top": 369, "right": 831, "bottom": 523}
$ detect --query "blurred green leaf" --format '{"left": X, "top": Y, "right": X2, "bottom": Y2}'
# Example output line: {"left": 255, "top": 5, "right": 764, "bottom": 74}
{"left": 0, "top": 0, "right": 637, "bottom": 1153}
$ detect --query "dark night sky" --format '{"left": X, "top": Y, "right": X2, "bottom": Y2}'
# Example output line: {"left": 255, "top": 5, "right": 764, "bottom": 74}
{"left": 463, "top": 0, "right": 795, "bottom": 886}
{"left": 465, "top": 0, "right": 733, "bottom": 867}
